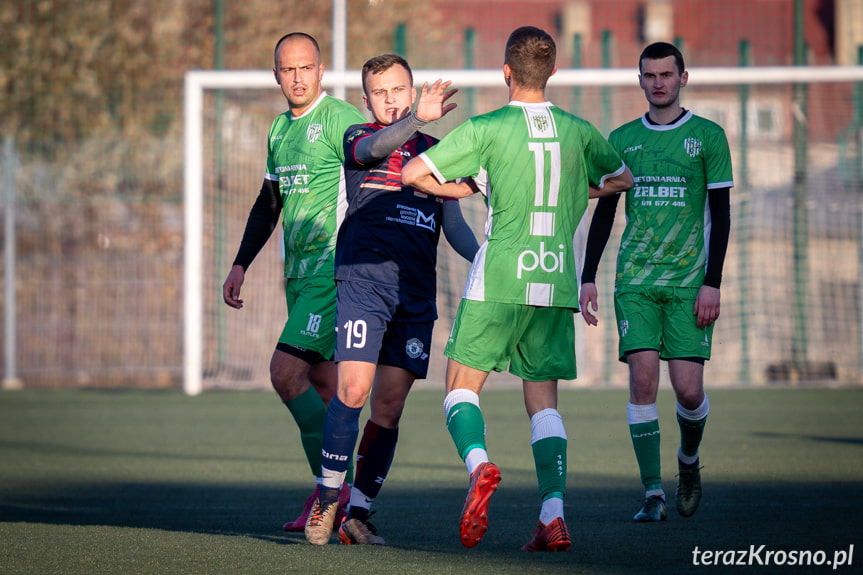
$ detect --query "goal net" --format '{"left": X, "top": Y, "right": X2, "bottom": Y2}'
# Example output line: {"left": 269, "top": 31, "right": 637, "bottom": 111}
{"left": 186, "top": 66, "right": 863, "bottom": 394}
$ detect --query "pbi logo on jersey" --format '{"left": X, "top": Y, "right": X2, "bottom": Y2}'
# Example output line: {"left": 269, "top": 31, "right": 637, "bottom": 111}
{"left": 517, "top": 242, "right": 565, "bottom": 279}
{"left": 406, "top": 338, "right": 424, "bottom": 359}
{"left": 619, "top": 319, "right": 629, "bottom": 338}
{"left": 307, "top": 123, "right": 323, "bottom": 143}
{"left": 684, "top": 137, "right": 702, "bottom": 158}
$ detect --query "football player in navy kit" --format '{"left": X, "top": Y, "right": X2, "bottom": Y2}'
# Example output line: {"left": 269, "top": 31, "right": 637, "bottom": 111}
{"left": 303, "top": 54, "right": 479, "bottom": 546}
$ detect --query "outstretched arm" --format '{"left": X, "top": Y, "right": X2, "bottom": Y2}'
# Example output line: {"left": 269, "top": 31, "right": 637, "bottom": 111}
{"left": 352, "top": 115, "right": 427, "bottom": 164}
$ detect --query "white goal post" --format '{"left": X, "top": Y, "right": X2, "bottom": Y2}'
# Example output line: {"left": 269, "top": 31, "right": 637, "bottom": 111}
{"left": 183, "top": 65, "right": 863, "bottom": 395}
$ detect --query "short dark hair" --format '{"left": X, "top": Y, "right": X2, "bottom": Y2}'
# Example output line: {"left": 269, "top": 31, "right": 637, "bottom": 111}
{"left": 639, "top": 42, "right": 685, "bottom": 75}
{"left": 274, "top": 32, "right": 321, "bottom": 68}
{"left": 504, "top": 26, "right": 556, "bottom": 91}
{"left": 361, "top": 53, "right": 413, "bottom": 94}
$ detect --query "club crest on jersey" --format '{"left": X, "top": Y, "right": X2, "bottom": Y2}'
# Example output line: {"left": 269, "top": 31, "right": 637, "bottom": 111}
{"left": 345, "top": 128, "right": 365, "bottom": 144}
{"left": 684, "top": 137, "right": 702, "bottom": 158}
{"left": 524, "top": 107, "right": 557, "bottom": 138}
{"left": 533, "top": 115, "right": 549, "bottom": 133}
{"left": 307, "top": 123, "right": 323, "bottom": 143}
{"left": 406, "top": 338, "right": 424, "bottom": 359}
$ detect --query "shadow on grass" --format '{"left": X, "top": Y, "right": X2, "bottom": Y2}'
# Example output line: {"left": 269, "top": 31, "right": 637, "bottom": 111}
{"left": 752, "top": 432, "right": 863, "bottom": 446}
{"left": 2, "top": 477, "right": 861, "bottom": 573}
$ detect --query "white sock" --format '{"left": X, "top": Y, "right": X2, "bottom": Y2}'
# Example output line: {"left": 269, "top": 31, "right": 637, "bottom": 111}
{"left": 321, "top": 466, "right": 346, "bottom": 491}
{"left": 530, "top": 408, "right": 567, "bottom": 443}
{"left": 349, "top": 486, "right": 373, "bottom": 511}
{"left": 539, "top": 497, "right": 564, "bottom": 524}
{"left": 464, "top": 447, "right": 489, "bottom": 475}
{"left": 678, "top": 448, "right": 699, "bottom": 466}
{"left": 443, "top": 388, "right": 480, "bottom": 414}
{"left": 645, "top": 488, "right": 665, "bottom": 501}
{"left": 676, "top": 395, "right": 710, "bottom": 421}
{"left": 627, "top": 402, "right": 659, "bottom": 424}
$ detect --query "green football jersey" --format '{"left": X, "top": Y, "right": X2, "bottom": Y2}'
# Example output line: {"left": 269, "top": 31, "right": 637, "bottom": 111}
{"left": 609, "top": 111, "right": 733, "bottom": 288}
{"left": 420, "top": 102, "right": 626, "bottom": 308}
{"left": 265, "top": 92, "right": 365, "bottom": 278}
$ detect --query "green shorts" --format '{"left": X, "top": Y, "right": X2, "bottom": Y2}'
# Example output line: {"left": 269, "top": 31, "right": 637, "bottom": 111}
{"left": 279, "top": 273, "right": 337, "bottom": 360}
{"left": 444, "top": 299, "right": 577, "bottom": 381}
{"left": 613, "top": 285, "right": 712, "bottom": 362}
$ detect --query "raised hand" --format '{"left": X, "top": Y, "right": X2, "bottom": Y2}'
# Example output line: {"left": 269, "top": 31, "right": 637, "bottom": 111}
{"left": 415, "top": 79, "right": 459, "bottom": 122}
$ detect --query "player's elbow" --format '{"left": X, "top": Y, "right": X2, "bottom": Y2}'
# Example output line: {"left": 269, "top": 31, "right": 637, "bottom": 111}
{"left": 613, "top": 167, "right": 635, "bottom": 192}
{"left": 622, "top": 167, "right": 635, "bottom": 189}
{"left": 401, "top": 158, "right": 422, "bottom": 188}
{"left": 603, "top": 168, "right": 634, "bottom": 195}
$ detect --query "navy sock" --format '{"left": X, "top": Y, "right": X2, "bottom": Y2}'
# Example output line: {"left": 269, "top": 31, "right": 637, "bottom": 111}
{"left": 354, "top": 420, "right": 399, "bottom": 502}
{"left": 321, "top": 396, "right": 362, "bottom": 487}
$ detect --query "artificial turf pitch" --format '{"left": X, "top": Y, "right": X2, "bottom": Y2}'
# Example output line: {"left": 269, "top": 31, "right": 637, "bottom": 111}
{"left": 0, "top": 387, "right": 861, "bottom": 574}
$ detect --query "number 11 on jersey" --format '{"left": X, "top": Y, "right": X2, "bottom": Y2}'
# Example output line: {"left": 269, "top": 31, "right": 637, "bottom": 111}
{"left": 528, "top": 141, "right": 561, "bottom": 237}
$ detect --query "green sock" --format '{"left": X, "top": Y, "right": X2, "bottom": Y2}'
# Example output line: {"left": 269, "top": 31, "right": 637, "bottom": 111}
{"left": 284, "top": 387, "right": 327, "bottom": 477}
{"left": 629, "top": 420, "right": 662, "bottom": 491}
{"left": 345, "top": 455, "right": 355, "bottom": 485}
{"left": 446, "top": 402, "right": 486, "bottom": 459}
{"left": 677, "top": 413, "right": 707, "bottom": 458}
{"left": 285, "top": 388, "right": 355, "bottom": 484}
{"left": 531, "top": 436, "right": 567, "bottom": 500}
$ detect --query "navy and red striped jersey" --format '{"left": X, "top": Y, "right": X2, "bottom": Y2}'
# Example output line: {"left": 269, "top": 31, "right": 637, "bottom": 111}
{"left": 335, "top": 122, "right": 448, "bottom": 299}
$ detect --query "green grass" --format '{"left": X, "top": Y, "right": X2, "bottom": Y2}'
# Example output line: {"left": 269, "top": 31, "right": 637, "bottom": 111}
{"left": 1, "top": 388, "right": 862, "bottom": 574}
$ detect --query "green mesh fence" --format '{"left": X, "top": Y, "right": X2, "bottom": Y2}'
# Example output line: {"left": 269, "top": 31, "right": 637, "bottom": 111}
{"left": 2, "top": 0, "right": 862, "bottom": 388}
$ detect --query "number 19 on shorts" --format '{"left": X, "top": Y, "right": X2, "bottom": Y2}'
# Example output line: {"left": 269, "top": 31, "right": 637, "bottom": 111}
{"left": 343, "top": 319, "right": 367, "bottom": 349}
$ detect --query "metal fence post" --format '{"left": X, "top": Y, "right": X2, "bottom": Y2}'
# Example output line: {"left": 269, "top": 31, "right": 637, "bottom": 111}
{"left": 3, "top": 136, "right": 22, "bottom": 390}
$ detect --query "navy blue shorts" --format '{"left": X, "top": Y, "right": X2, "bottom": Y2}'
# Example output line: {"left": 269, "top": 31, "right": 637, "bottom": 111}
{"left": 334, "top": 280, "right": 436, "bottom": 379}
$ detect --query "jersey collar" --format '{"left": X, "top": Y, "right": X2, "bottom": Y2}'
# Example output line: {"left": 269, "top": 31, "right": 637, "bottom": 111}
{"left": 640, "top": 109, "right": 693, "bottom": 131}
{"left": 291, "top": 91, "right": 328, "bottom": 120}
{"left": 508, "top": 100, "right": 553, "bottom": 108}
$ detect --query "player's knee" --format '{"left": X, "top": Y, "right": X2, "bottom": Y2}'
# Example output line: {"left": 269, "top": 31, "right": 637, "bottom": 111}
{"left": 370, "top": 397, "right": 406, "bottom": 428}
{"left": 270, "top": 372, "right": 304, "bottom": 401}
{"left": 629, "top": 377, "right": 658, "bottom": 402}
{"left": 676, "top": 388, "right": 705, "bottom": 411}
{"left": 270, "top": 357, "right": 310, "bottom": 399}
{"left": 338, "top": 381, "right": 372, "bottom": 410}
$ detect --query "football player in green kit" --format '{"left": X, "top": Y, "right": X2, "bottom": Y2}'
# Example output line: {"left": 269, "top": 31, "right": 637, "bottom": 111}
{"left": 403, "top": 26, "right": 633, "bottom": 552}
{"left": 222, "top": 32, "right": 365, "bottom": 532}
{"left": 579, "top": 41, "right": 733, "bottom": 523}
